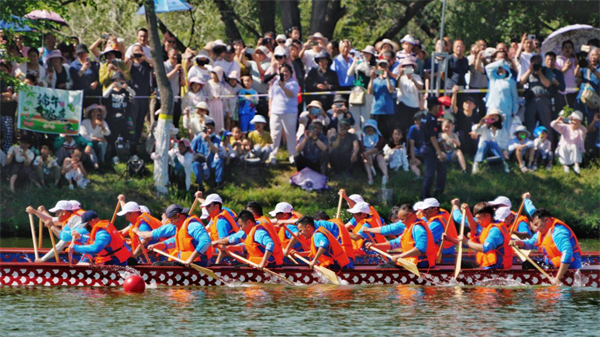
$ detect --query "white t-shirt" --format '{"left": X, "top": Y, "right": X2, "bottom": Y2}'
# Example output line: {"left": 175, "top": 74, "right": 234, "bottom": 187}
{"left": 396, "top": 74, "right": 423, "bottom": 108}
{"left": 248, "top": 60, "right": 271, "bottom": 94}
{"left": 303, "top": 49, "right": 319, "bottom": 72}
{"left": 125, "top": 44, "right": 152, "bottom": 61}
{"left": 79, "top": 119, "right": 111, "bottom": 141}
{"left": 516, "top": 52, "right": 535, "bottom": 80}
{"left": 7, "top": 145, "right": 34, "bottom": 163}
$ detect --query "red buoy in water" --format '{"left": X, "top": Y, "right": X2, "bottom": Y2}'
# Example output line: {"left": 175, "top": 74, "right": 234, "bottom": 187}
{"left": 123, "top": 274, "right": 146, "bottom": 293}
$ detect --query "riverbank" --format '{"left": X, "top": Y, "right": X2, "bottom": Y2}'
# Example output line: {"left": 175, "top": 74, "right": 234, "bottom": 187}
{"left": 1, "top": 154, "right": 598, "bottom": 238}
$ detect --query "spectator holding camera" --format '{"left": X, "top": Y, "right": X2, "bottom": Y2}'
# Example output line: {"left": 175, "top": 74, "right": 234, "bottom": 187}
{"left": 395, "top": 57, "right": 423, "bottom": 134}
{"left": 486, "top": 54, "right": 519, "bottom": 132}
{"left": 127, "top": 44, "right": 153, "bottom": 145}
{"left": 45, "top": 50, "right": 71, "bottom": 89}
{"left": 471, "top": 109, "right": 510, "bottom": 174}
{"left": 297, "top": 100, "right": 331, "bottom": 140}
{"left": 368, "top": 59, "right": 396, "bottom": 139}
{"left": 269, "top": 64, "right": 300, "bottom": 164}
{"left": 99, "top": 45, "right": 130, "bottom": 92}
{"left": 515, "top": 33, "right": 537, "bottom": 80}
{"left": 295, "top": 119, "right": 329, "bottom": 175}
{"left": 79, "top": 104, "right": 111, "bottom": 167}
{"left": 327, "top": 95, "right": 355, "bottom": 136}
{"left": 520, "top": 54, "right": 554, "bottom": 142}
{"left": 575, "top": 47, "right": 600, "bottom": 125}
{"left": 551, "top": 110, "right": 586, "bottom": 175}
{"left": 555, "top": 40, "right": 577, "bottom": 106}
{"left": 190, "top": 117, "right": 224, "bottom": 191}
{"left": 103, "top": 72, "right": 136, "bottom": 156}
{"left": 305, "top": 51, "right": 339, "bottom": 110}
{"left": 330, "top": 118, "right": 359, "bottom": 175}
{"left": 187, "top": 50, "right": 212, "bottom": 83}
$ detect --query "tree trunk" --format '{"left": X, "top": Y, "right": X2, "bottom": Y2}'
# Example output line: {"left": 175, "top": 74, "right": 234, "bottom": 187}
{"left": 376, "top": 0, "right": 433, "bottom": 41}
{"left": 257, "top": 0, "right": 276, "bottom": 35}
{"left": 213, "top": 0, "right": 243, "bottom": 42}
{"left": 144, "top": 0, "right": 173, "bottom": 195}
{"left": 280, "top": 0, "right": 301, "bottom": 39}
{"left": 309, "top": 0, "right": 345, "bottom": 39}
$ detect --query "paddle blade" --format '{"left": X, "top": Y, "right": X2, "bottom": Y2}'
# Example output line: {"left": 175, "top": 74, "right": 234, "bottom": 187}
{"left": 190, "top": 263, "right": 219, "bottom": 280}
{"left": 314, "top": 265, "right": 340, "bottom": 285}
{"left": 395, "top": 258, "right": 420, "bottom": 278}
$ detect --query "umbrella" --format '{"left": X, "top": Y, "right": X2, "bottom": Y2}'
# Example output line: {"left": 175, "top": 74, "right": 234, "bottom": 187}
{"left": 136, "top": 0, "right": 194, "bottom": 15}
{"left": 289, "top": 167, "right": 328, "bottom": 191}
{"left": 541, "top": 24, "right": 600, "bottom": 55}
{"left": 0, "top": 15, "right": 34, "bottom": 32}
{"left": 24, "top": 10, "right": 68, "bottom": 26}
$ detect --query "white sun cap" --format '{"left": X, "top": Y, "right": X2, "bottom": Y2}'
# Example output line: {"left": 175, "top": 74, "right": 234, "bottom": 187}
{"left": 494, "top": 207, "right": 512, "bottom": 222}
{"left": 140, "top": 205, "right": 151, "bottom": 215}
{"left": 68, "top": 200, "right": 81, "bottom": 211}
{"left": 269, "top": 202, "right": 294, "bottom": 217}
{"left": 117, "top": 201, "right": 141, "bottom": 216}
{"left": 348, "top": 202, "right": 371, "bottom": 214}
{"left": 413, "top": 201, "right": 425, "bottom": 211}
{"left": 200, "top": 208, "right": 209, "bottom": 220}
{"left": 488, "top": 196, "right": 512, "bottom": 209}
{"left": 49, "top": 200, "right": 71, "bottom": 213}
{"left": 201, "top": 193, "right": 223, "bottom": 207}
{"left": 422, "top": 198, "right": 440, "bottom": 209}
{"left": 348, "top": 194, "right": 364, "bottom": 204}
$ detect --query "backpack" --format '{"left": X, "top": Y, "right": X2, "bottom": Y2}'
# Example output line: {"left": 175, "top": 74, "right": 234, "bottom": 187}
{"left": 127, "top": 156, "right": 148, "bottom": 178}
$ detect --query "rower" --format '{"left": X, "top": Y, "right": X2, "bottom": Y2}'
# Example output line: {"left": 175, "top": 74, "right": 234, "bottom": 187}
{"left": 148, "top": 204, "right": 212, "bottom": 267}
{"left": 339, "top": 190, "right": 386, "bottom": 230}
{"left": 201, "top": 193, "right": 239, "bottom": 241}
{"left": 365, "top": 204, "right": 437, "bottom": 268}
{"left": 246, "top": 201, "right": 278, "bottom": 233}
{"left": 69, "top": 211, "right": 135, "bottom": 266}
{"left": 293, "top": 215, "right": 354, "bottom": 270}
{"left": 26, "top": 200, "right": 86, "bottom": 263}
{"left": 269, "top": 202, "right": 306, "bottom": 252}
{"left": 117, "top": 201, "right": 163, "bottom": 258}
{"left": 346, "top": 202, "right": 387, "bottom": 256}
{"left": 363, "top": 205, "right": 407, "bottom": 237}
{"left": 215, "top": 210, "right": 284, "bottom": 270}
{"left": 130, "top": 208, "right": 177, "bottom": 248}
{"left": 511, "top": 192, "right": 582, "bottom": 284}
{"left": 420, "top": 198, "right": 457, "bottom": 256}
{"left": 488, "top": 196, "right": 532, "bottom": 238}
{"left": 313, "top": 211, "right": 355, "bottom": 263}
{"left": 444, "top": 205, "right": 513, "bottom": 270}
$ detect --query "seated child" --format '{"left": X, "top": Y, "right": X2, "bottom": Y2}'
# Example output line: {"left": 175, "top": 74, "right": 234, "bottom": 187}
{"left": 248, "top": 115, "right": 274, "bottom": 165}
{"left": 551, "top": 110, "right": 586, "bottom": 175}
{"left": 471, "top": 109, "right": 510, "bottom": 173}
{"left": 62, "top": 148, "right": 90, "bottom": 190}
{"left": 383, "top": 128, "right": 409, "bottom": 172}
{"left": 438, "top": 119, "right": 467, "bottom": 173}
{"left": 533, "top": 126, "right": 553, "bottom": 171}
{"left": 361, "top": 119, "right": 388, "bottom": 187}
{"left": 508, "top": 125, "right": 534, "bottom": 173}
{"left": 33, "top": 145, "right": 61, "bottom": 187}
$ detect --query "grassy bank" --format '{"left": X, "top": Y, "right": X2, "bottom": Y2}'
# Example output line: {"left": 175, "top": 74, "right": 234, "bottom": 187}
{"left": 1, "top": 154, "right": 599, "bottom": 238}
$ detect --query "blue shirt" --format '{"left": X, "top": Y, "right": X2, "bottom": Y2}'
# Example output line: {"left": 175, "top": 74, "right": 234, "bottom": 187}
{"left": 238, "top": 88, "right": 258, "bottom": 116}
{"left": 228, "top": 226, "right": 276, "bottom": 261}
{"left": 151, "top": 223, "right": 177, "bottom": 240}
{"left": 407, "top": 125, "right": 424, "bottom": 156}
{"left": 314, "top": 220, "right": 340, "bottom": 239}
{"left": 389, "top": 224, "right": 428, "bottom": 255}
{"left": 331, "top": 54, "right": 355, "bottom": 87}
{"left": 191, "top": 133, "right": 221, "bottom": 162}
{"left": 59, "top": 225, "right": 90, "bottom": 243}
{"left": 370, "top": 77, "right": 396, "bottom": 115}
{"left": 73, "top": 229, "right": 110, "bottom": 255}
{"left": 380, "top": 221, "right": 406, "bottom": 236}
{"left": 522, "top": 225, "right": 582, "bottom": 269}
{"left": 283, "top": 223, "right": 303, "bottom": 250}
{"left": 421, "top": 112, "right": 440, "bottom": 148}
{"left": 138, "top": 221, "right": 159, "bottom": 246}
{"left": 577, "top": 64, "right": 600, "bottom": 101}
{"left": 163, "top": 219, "right": 211, "bottom": 255}
{"left": 428, "top": 215, "right": 455, "bottom": 255}
{"left": 452, "top": 209, "right": 482, "bottom": 237}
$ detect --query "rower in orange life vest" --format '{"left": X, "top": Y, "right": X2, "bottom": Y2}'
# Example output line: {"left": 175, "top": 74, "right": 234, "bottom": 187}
{"left": 362, "top": 205, "right": 408, "bottom": 239}
{"left": 130, "top": 209, "right": 177, "bottom": 248}
{"left": 443, "top": 204, "right": 513, "bottom": 270}
{"left": 26, "top": 200, "right": 88, "bottom": 263}
{"left": 200, "top": 193, "right": 239, "bottom": 241}
{"left": 268, "top": 202, "right": 305, "bottom": 252}
{"left": 213, "top": 210, "right": 284, "bottom": 269}
{"left": 338, "top": 190, "right": 386, "bottom": 230}
{"left": 312, "top": 210, "right": 356, "bottom": 262}
{"left": 365, "top": 203, "right": 437, "bottom": 268}
{"left": 148, "top": 204, "right": 213, "bottom": 267}
{"left": 116, "top": 200, "right": 163, "bottom": 258}
{"left": 488, "top": 195, "right": 532, "bottom": 238}
{"left": 418, "top": 198, "right": 457, "bottom": 256}
{"left": 291, "top": 215, "right": 355, "bottom": 270}
{"left": 511, "top": 192, "right": 582, "bottom": 285}
{"left": 69, "top": 211, "right": 135, "bottom": 266}
{"left": 347, "top": 202, "right": 387, "bottom": 255}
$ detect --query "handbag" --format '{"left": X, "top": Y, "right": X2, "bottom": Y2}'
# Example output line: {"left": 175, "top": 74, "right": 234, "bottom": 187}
{"left": 581, "top": 70, "right": 600, "bottom": 109}
{"left": 349, "top": 86, "right": 365, "bottom": 105}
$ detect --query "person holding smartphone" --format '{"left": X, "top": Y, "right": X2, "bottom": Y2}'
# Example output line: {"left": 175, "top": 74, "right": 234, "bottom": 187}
{"left": 515, "top": 33, "right": 538, "bottom": 80}
{"left": 396, "top": 57, "right": 424, "bottom": 135}
{"left": 367, "top": 59, "right": 396, "bottom": 139}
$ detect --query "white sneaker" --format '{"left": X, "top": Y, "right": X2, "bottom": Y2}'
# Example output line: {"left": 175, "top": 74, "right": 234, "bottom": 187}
{"left": 289, "top": 156, "right": 295, "bottom": 164}
{"left": 503, "top": 162, "right": 510, "bottom": 173}
{"left": 573, "top": 164, "right": 581, "bottom": 175}
{"left": 472, "top": 162, "right": 479, "bottom": 174}
{"left": 382, "top": 176, "right": 388, "bottom": 188}
{"left": 563, "top": 165, "right": 570, "bottom": 174}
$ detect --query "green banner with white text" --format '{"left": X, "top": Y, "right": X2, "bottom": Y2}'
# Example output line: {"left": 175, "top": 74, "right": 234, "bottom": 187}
{"left": 17, "top": 86, "right": 83, "bottom": 135}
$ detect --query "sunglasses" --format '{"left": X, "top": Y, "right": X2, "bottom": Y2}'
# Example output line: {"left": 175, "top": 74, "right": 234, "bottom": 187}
{"left": 274, "top": 55, "right": 285, "bottom": 60}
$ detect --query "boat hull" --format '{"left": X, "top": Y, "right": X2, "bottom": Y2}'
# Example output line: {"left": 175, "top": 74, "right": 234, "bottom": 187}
{"left": 1, "top": 262, "right": 598, "bottom": 287}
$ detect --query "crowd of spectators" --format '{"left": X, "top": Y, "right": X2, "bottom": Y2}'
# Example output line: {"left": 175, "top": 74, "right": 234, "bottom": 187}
{"left": 1, "top": 26, "right": 599, "bottom": 197}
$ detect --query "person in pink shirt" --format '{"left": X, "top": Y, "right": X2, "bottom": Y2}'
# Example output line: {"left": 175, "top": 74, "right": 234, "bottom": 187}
{"left": 551, "top": 110, "right": 586, "bottom": 175}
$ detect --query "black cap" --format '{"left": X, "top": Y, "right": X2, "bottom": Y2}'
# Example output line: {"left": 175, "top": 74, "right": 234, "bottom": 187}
{"left": 112, "top": 71, "right": 124, "bottom": 81}
{"left": 81, "top": 210, "right": 99, "bottom": 224}
{"left": 165, "top": 204, "right": 190, "bottom": 218}
{"left": 463, "top": 96, "right": 476, "bottom": 104}
{"left": 75, "top": 43, "right": 89, "bottom": 55}
{"left": 333, "top": 94, "right": 346, "bottom": 104}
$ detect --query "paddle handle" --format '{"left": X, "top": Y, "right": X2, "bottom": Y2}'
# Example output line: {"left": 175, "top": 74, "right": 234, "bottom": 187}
{"left": 283, "top": 226, "right": 310, "bottom": 251}
{"left": 134, "top": 235, "right": 152, "bottom": 264}
{"left": 110, "top": 201, "right": 120, "bottom": 226}
{"left": 509, "top": 200, "right": 525, "bottom": 236}
{"left": 228, "top": 251, "right": 294, "bottom": 285}
{"left": 436, "top": 215, "right": 453, "bottom": 264}
{"left": 365, "top": 231, "right": 388, "bottom": 262}
{"left": 29, "top": 214, "right": 39, "bottom": 260}
{"left": 454, "top": 210, "right": 466, "bottom": 279}
{"left": 189, "top": 197, "right": 199, "bottom": 215}
{"left": 368, "top": 246, "right": 394, "bottom": 260}
{"left": 335, "top": 193, "right": 343, "bottom": 219}
{"left": 48, "top": 226, "right": 59, "bottom": 262}
{"left": 368, "top": 245, "right": 421, "bottom": 278}
{"left": 292, "top": 253, "right": 312, "bottom": 265}
{"left": 512, "top": 246, "right": 553, "bottom": 281}
{"left": 154, "top": 248, "right": 186, "bottom": 264}
{"left": 38, "top": 219, "right": 43, "bottom": 249}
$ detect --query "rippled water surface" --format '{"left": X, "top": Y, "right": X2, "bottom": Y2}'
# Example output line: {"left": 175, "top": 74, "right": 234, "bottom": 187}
{"left": 1, "top": 284, "right": 599, "bottom": 336}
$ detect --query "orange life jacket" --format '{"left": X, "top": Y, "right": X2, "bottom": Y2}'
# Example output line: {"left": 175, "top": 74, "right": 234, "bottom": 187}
{"left": 368, "top": 206, "right": 383, "bottom": 227}
{"left": 128, "top": 213, "right": 163, "bottom": 250}
{"left": 428, "top": 212, "right": 457, "bottom": 249}
{"left": 537, "top": 218, "right": 581, "bottom": 268}
{"left": 175, "top": 215, "right": 212, "bottom": 261}
{"left": 208, "top": 209, "right": 239, "bottom": 241}
{"left": 59, "top": 211, "right": 85, "bottom": 228}
{"left": 276, "top": 214, "right": 307, "bottom": 251}
{"left": 245, "top": 223, "right": 284, "bottom": 265}
{"left": 401, "top": 219, "right": 438, "bottom": 266}
{"left": 329, "top": 218, "right": 356, "bottom": 261}
{"left": 352, "top": 216, "right": 386, "bottom": 255}
{"left": 509, "top": 211, "right": 530, "bottom": 233}
{"left": 89, "top": 220, "right": 133, "bottom": 265}
{"left": 475, "top": 222, "right": 513, "bottom": 269}
{"left": 310, "top": 227, "right": 351, "bottom": 268}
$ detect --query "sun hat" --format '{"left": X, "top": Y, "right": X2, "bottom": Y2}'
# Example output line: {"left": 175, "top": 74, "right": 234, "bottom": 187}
{"left": 139, "top": 205, "right": 151, "bottom": 214}
{"left": 347, "top": 202, "right": 371, "bottom": 214}
{"left": 195, "top": 101, "right": 209, "bottom": 111}
{"left": 400, "top": 57, "right": 417, "bottom": 68}
{"left": 250, "top": 115, "right": 267, "bottom": 124}
{"left": 534, "top": 126, "right": 549, "bottom": 138}
{"left": 204, "top": 116, "right": 215, "bottom": 125}
{"left": 307, "top": 100, "right": 323, "bottom": 111}
{"left": 254, "top": 46, "right": 270, "bottom": 56}
{"left": 484, "top": 109, "right": 506, "bottom": 122}
{"left": 200, "top": 193, "right": 223, "bottom": 207}
{"left": 361, "top": 46, "right": 376, "bottom": 55}
{"left": 269, "top": 202, "right": 294, "bottom": 216}
{"left": 513, "top": 125, "right": 531, "bottom": 137}
{"left": 117, "top": 201, "right": 142, "bottom": 216}
{"left": 494, "top": 207, "right": 512, "bottom": 222}
{"left": 312, "top": 32, "right": 325, "bottom": 40}
{"left": 333, "top": 94, "right": 346, "bottom": 104}
{"left": 177, "top": 138, "right": 192, "bottom": 148}
{"left": 227, "top": 70, "right": 240, "bottom": 82}
{"left": 421, "top": 198, "right": 440, "bottom": 209}
{"left": 68, "top": 200, "right": 81, "bottom": 211}
{"left": 194, "top": 50, "right": 212, "bottom": 65}
{"left": 488, "top": 196, "right": 512, "bottom": 208}
{"left": 276, "top": 34, "right": 287, "bottom": 42}
{"left": 571, "top": 110, "right": 584, "bottom": 121}
{"left": 80, "top": 211, "right": 99, "bottom": 225}
{"left": 314, "top": 51, "right": 331, "bottom": 63}
{"left": 46, "top": 49, "right": 66, "bottom": 64}
{"left": 376, "top": 58, "right": 389, "bottom": 65}
{"left": 101, "top": 45, "right": 122, "bottom": 59}
{"left": 413, "top": 201, "right": 425, "bottom": 211}
{"left": 85, "top": 104, "right": 107, "bottom": 119}
{"left": 49, "top": 200, "right": 71, "bottom": 213}
{"left": 349, "top": 194, "right": 365, "bottom": 204}
{"left": 274, "top": 46, "right": 289, "bottom": 57}
{"left": 362, "top": 119, "right": 382, "bottom": 136}
{"left": 75, "top": 43, "right": 89, "bottom": 55}
{"left": 189, "top": 76, "right": 205, "bottom": 85}
{"left": 400, "top": 34, "right": 416, "bottom": 45}
{"left": 375, "top": 38, "right": 399, "bottom": 52}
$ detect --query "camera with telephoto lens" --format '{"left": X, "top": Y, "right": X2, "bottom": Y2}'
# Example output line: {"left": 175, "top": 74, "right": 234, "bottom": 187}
{"left": 196, "top": 58, "right": 209, "bottom": 66}
{"left": 176, "top": 54, "right": 182, "bottom": 64}
{"left": 532, "top": 63, "right": 541, "bottom": 71}
{"left": 133, "top": 53, "right": 143, "bottom": 59}
{"left": 577, "top": 52, "right": 589, "bottom": 68}
{"left": 111, "top": 59, "right": 119, "bottom": 66}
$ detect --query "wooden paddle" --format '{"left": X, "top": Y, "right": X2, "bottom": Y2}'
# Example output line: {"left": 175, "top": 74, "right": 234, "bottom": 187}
{"left": 511, "top": 245, "right": 553, "bottom": 282}
{"left": 435, "top": 214, "right": 455, "bottom": 264}
{"left": 189, "top": 196, "right": 199, "bottom": 215}
{"left": 153, "top": 249, "right": 220, "bottom": 281}
{"left": 29, "top": 214, "right": 40, "bottom": 260}
{"left": 110, "top": 201, "right": 120, "bottom": 226}
{"left": 48, "top": 226, "right": 59, "bottom": 262}
{"left": 454, "top": 210, "right": 466, "bottom": 279}
{"left": 364, "top": 231, "right": 388, "bottom": 262}
{"left": 134, "top": 234, "right": 152, "bottom": 264}
{"left": 292, "top": 253, "right": 340, "bottom": 285}
{"left": 228, "top": 251, "right": 295, "bottom": 285}
{"left": 509, "top": 200, "right": 525, "bottom": 236}
{"left": 367, "top": 246, "right": 420, "bottom": 278}
{"left": 510, "top": 234, "right": 532, "bottom": 261}
{"left": 38, "top": 219, "right": 43, "bottom": 249}
{"left": 335, "top": 191, "right": 343, "bottom": 219}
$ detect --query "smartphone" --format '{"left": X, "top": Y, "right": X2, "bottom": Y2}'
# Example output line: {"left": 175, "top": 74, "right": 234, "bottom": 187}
{"left": 176, "top": 54, "right": 182, "bottom": 64}
{"left": 404, "top": 66, "right": 414, "bottom": 75}
{"left": 376, "top": 70, "right": 383, "bottom": 75}
{"left": 527, "top": 34, "right": 536, "bottom": 41}
{"left": 102, "top": 33, "right": 110, "bottom": 40}
{"left": 334, "top": 103, "right": 343, "bottom": 108}
{"left": 581, "top": 45, "right": 591, "bottom": 53}
{"left": 563, "top": 117, "right": 571, "bottom": 124}
{"left": 279, "top": 73, "right": 284, "bottom": 82}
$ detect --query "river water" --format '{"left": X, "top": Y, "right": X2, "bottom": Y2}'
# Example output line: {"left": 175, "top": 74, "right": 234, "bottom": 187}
{"left": 1, "top": 283, "right": 599, "bottom": 336}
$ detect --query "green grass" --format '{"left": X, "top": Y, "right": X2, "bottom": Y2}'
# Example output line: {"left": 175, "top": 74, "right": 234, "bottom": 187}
{"left": 1, "top": 154, "right": 599, "bottom": 239}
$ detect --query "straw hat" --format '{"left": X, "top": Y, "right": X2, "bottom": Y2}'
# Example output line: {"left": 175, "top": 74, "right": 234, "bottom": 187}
{"left": 375, "top": 38, "right": 399, "bottom": 52}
